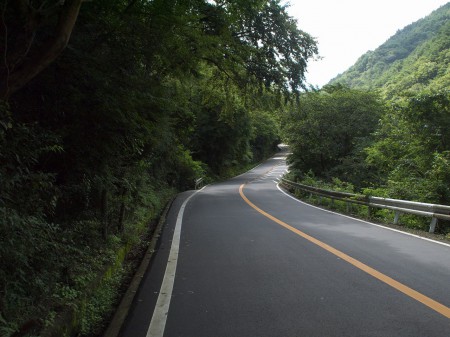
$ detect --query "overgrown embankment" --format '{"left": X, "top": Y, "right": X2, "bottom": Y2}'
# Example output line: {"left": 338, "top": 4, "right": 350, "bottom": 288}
{"left": 1, "top": 1, "right": 318, "bottom": 335}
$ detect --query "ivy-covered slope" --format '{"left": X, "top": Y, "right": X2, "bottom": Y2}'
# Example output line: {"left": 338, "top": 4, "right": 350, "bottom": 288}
{"left": 329, "top": 3, "right": 450, "bottom": 97}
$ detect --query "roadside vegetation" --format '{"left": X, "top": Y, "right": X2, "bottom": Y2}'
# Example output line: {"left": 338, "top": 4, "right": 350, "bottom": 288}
{"left": 283, "top": 87, "right": 450, "bottom": 235}
{"left": 283, "top": 4, "right": 450, "bottom": 235}
{"left": 0, "top": 1, "right": 317, "bottom": 336}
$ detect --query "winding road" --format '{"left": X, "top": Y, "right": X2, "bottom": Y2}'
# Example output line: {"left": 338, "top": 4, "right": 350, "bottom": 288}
{"left": 120, "top": 152, "right": 450, "bottom": 337}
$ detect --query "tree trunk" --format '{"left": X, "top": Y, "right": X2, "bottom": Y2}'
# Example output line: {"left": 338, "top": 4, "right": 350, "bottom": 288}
{"left": 0, "top": 0, "right": 84, "bottom": 99}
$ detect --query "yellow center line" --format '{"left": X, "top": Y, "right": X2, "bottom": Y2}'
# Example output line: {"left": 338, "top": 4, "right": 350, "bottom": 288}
{"left": 239, "top": 184, "right": 450, "bottom": 319}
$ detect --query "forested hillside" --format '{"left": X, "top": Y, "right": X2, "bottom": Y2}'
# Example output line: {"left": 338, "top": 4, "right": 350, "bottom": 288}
{"left": 0, "top": 1, "right": 317, "bottom": 336}
{"left": 284, "top": 3, "right": 450, "bottom": 237}
{"left": 329, "top": 2, "right": 450, "bottom": 97}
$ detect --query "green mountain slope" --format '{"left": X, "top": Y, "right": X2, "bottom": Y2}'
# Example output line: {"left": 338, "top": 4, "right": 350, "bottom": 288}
{"left": 329, "top": 3, "right": 450, "bottom": 97}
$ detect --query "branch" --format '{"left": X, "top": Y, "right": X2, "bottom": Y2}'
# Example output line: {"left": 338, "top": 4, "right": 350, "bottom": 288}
{"left": 201, "top": 56, "right": 234, "bottom": 82}
{"left": 0, "top": 0, "right": 84, "bottom": 99}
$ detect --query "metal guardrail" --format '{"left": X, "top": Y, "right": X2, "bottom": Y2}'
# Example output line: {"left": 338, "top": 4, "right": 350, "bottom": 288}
{"left": 281, "top": 178, "right": 450, "bottom": 233}
{"left": 194, "top": 177, "right": 204, "bottom": 190}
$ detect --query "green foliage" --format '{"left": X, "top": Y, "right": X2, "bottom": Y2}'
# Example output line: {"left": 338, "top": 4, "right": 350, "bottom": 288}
{"left": 330, "top": 3, "right": 450, "bottom": 98}
{"left": 283, "top": 86, "right": 384, "bottom": 188}
{"left": 77, "top": 259, "right": 125, "bottom": 336}
{"left": 0, "top": 103, "right": 61, "bottom": 218}
{"left": 230, "top": 0, "right": 319, "bottom": 93}
{"left": 1, "top": 0, "right": 317, "bottom": 335}
{"left": 285, "top": 171, "right": 371, "bottom": 219}
{"left": 249, "top": 109, "right": 281, "bottom": 162}
{"left": 284, "top": 86, "right": 450, "bottom": 234}
{"left": 189, "top": 71, "right": 252, "bottom": 174}
{"left": 366, "top": 92, "right": 450, "bottom": 206}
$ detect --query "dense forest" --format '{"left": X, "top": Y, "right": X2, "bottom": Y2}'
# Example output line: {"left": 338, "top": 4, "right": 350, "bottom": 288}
{"left": 284, "top": 87, "right": 450, "bottom": 208}
{"left": 284, "top": 3, "right": 450, "bottom": 233}
{"left": 0, "top": 1, "right": 317, "bottom": 336}
{"left": 329, "top": 2, "right": 449, "bottom": 98}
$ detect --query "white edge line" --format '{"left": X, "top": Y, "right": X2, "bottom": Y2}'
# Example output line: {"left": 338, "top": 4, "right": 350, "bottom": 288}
{"left": 146, "top": 188, "right": 203, "bottom": 337}
{"left": 276, "top": 183, "right": 450, "bottom": 248}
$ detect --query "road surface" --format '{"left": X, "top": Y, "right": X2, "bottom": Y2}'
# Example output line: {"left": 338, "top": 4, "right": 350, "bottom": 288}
{"left": 120, "top": 153, "right": 450, "bottom": 337}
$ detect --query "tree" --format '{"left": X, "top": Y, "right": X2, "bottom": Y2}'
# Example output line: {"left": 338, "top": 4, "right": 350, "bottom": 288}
{"left": 366, "top": 91, "right": 450, "bottom": 203}
{"left": 229, "top": 0, "right": 318, "bottom": 93}
{"left": 283, "top": 85, "right": 384, "bottom": 188}
{"left": 183, "top": 0, "right": 318, "bottom": 94}
{"left": 0, "top": 0, "right": 88, "bottom": 99}
{"left": 189, "top": 68, "right": 253, "bottom": 174}
{"left": 249, "top": 108, "right": 280, "bottom": 162}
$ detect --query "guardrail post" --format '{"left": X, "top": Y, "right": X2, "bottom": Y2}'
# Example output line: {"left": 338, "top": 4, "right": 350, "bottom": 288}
{"left": 281, "top": 178, "right": 450, "bottom": 230}
{"left": 368, "top": 206, "right": 372, "bottom": 219}
{"left": 429, "top": 217, "right": 437, "bottom": 233}
{"left": 394, "top": 211, "right": 401, "bottom": 225}
{"left": 195, "top": 178, "right": 204, "bottom": 190}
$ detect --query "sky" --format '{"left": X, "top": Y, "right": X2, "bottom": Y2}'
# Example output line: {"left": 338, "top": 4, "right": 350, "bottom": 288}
{"left": 287, "top": 0, "right": 450, "bottom": 87}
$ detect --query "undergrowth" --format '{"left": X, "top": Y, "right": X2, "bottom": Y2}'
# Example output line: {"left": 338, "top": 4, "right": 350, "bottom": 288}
{"left": 284, "top": 171, "right": 450, "bottom": 235}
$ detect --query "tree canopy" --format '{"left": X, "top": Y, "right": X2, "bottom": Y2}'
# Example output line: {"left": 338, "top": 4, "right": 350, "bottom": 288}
{"left": 283, "top": 85, "right": 384, "bottom": 188}
{"left": 366, "top": 92, "right": 450, "bottom": 204}
{"left": 0, "top": 1, "right": 318, "bottom": 335}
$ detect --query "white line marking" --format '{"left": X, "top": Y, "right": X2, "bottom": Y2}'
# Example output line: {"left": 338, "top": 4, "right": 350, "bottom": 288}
{"left": 276, "top": 184, "right": 450, "bottom": 248}
{"left": 146, "top": 189, "right": 201, "bottom": 337}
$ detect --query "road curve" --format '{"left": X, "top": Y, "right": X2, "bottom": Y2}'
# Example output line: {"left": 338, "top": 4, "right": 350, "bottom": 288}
{"left": 120, "top": 153, "right": 450, "bottom": 337}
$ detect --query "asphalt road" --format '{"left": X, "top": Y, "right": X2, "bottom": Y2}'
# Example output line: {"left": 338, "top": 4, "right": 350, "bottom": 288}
{"left": 120, "top": 153, "right": 450, "bottom": 337}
